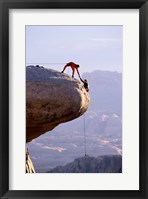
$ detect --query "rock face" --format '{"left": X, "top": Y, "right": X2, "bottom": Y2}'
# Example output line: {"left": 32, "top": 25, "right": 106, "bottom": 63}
{"left": 48, "top": 155, "right": 122, "bottom": 173}
{"left": 26, "top": 148, "right": 35, "bottom": 173}
{"left": 26, "top": 66, "right": 90, "bottom": 142}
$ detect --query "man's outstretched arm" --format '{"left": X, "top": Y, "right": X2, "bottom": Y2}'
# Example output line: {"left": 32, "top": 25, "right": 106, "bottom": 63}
{"left": 62, "top": 63, "right": 70, "bottom": 72}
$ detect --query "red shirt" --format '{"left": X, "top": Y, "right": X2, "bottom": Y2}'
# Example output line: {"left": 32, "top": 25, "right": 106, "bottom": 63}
{"left": 65, "top": 62, "right": 80, "bottom": 76}
{"left": 65, "top": 62, "right": 77, "bottom": 68}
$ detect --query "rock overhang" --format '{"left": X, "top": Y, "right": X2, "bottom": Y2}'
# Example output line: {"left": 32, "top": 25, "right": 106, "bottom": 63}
{"left": 26, "top": 66, "right": 90, "bottom": 142}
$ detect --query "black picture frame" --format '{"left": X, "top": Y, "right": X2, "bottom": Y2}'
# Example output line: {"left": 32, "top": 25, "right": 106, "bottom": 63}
{"left": 0, "top": 0, "right": 147, "bottom": 198}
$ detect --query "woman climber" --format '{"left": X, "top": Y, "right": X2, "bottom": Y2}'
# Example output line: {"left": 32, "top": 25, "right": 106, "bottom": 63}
{"left": 61, "top": 62, "right": 80, "bottom": 78}
{"left": 80, "top": 77, "right": 89, "bottom": 92}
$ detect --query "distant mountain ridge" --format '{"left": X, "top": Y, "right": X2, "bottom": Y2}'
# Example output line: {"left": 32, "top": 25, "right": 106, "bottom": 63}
{"left": 82, "top": 70, "right": 122, "bottom": 116}
{"left": 48, "top": 155, "right": 122, "bottom": 173}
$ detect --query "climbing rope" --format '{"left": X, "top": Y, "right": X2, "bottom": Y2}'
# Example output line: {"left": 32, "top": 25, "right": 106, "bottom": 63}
{"left": 83, "top": 114, "right": 87, "bottom": 156}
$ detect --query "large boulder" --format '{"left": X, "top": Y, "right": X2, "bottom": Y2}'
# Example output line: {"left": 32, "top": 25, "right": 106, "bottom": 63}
{"left": 26, "top": 66, "right": 90, "bottom": 142}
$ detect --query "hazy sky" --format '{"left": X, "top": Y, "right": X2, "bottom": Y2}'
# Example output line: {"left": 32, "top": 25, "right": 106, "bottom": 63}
{"left": 26, "top": 26, "right": 122, "bottom": 74}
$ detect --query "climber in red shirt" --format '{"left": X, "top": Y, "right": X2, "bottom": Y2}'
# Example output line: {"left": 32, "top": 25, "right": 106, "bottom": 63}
{"left": 61, "top": 62, "right": 80, "bottom": 78}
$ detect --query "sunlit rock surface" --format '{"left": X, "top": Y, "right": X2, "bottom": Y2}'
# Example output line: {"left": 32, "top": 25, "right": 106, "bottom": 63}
{"left": 26, "top": 66, "right": 90, "bottom": 142}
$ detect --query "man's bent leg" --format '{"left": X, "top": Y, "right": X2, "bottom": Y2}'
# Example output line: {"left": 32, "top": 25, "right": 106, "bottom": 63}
{"left": 72, "top": 68, "right": 75, "bottom": 78}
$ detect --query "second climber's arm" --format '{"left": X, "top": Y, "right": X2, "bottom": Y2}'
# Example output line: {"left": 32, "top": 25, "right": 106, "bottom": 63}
{"left": 80, "top": 77, "right": 84, "bottom": 83}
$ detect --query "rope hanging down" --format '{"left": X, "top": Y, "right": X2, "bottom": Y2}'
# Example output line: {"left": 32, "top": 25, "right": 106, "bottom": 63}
{"left": 83, "top": 114, "right": 87, "bottom": 157}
